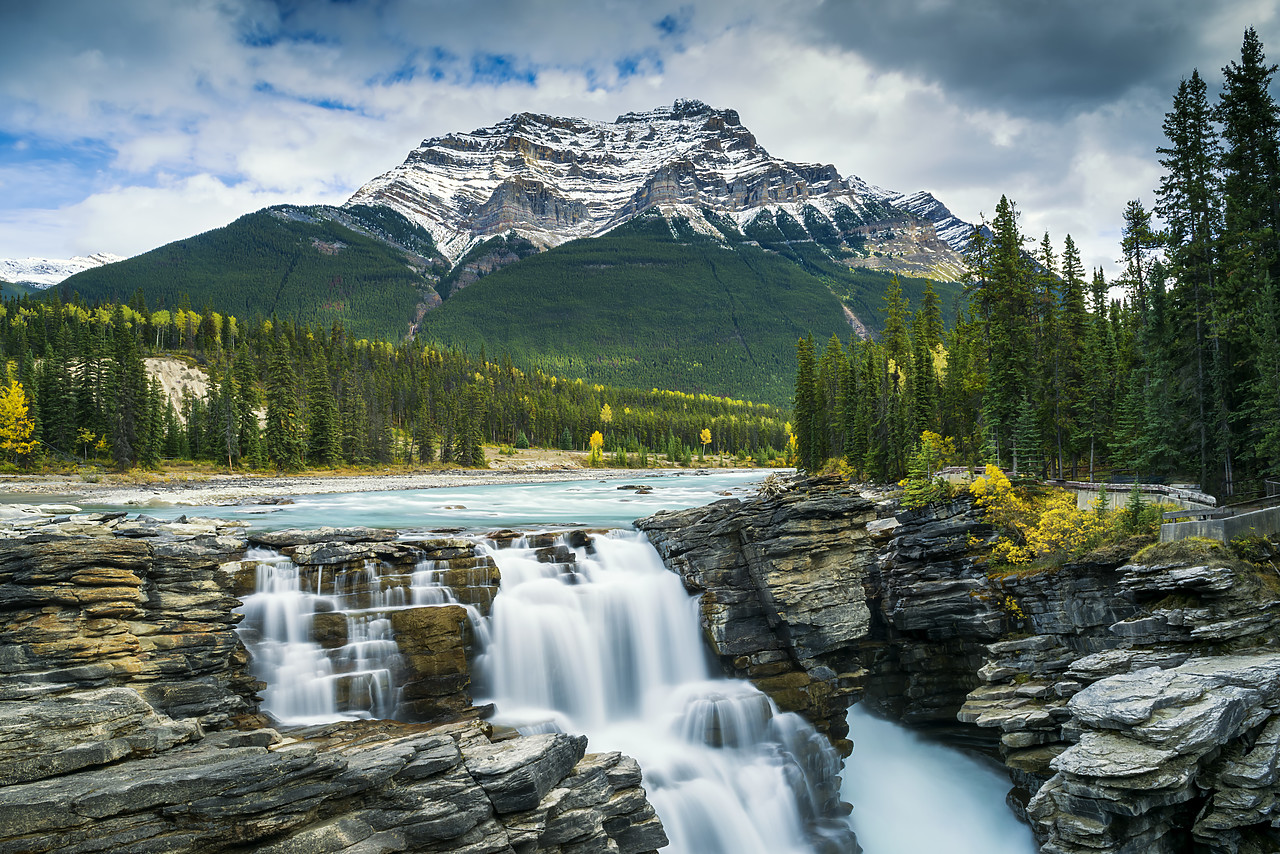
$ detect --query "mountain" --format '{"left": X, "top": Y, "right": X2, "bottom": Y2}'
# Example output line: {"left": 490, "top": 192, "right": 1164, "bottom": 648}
{"left": 415, "top": 209, "right": 953, "bottom": 406}
{"left": 59, "top": 100, "right": 978, "bottom": 402}
{"left": 1, "top": 253, "right": 125, "bottom": 288}
{"left": 348, "top": 98, "right": 975, "bottom": 282}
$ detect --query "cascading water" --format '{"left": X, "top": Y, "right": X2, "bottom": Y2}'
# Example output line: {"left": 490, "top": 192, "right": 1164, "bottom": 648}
{"left": 476, "top": 530, "right": 854, "bottom": 854}
{"left": 235, "top": 549, "right": 486, "bottom": 723}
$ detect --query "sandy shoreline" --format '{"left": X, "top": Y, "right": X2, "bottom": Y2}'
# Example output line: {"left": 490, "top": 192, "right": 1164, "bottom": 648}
{"left": 0, "top": 466, "right": 739, "bottom": 507}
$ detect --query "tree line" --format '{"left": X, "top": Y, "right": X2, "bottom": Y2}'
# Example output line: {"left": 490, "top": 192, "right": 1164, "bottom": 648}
{"left": 0, "top": 296, "right": 791, "bottom": 471}
{"left": 793, "top": 28, "right": 1280, "bottom": 498}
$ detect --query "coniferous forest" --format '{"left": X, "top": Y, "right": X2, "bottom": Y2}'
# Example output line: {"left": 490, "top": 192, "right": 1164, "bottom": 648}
{"left": 793, "top": 29, "right": 1280, "bottom": 499}
{"left": 0, "top": 295, "right": 791, "bottom": 473}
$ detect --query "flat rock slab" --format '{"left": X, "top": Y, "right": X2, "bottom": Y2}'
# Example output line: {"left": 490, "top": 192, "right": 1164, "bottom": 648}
{"left": 248, "top": 527, "right": 399, "bottom": 548}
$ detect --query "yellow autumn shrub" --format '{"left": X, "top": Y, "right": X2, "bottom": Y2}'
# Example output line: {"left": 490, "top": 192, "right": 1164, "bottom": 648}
{"left": 1025, "top": 491, "right": 1109, "bottom": 560}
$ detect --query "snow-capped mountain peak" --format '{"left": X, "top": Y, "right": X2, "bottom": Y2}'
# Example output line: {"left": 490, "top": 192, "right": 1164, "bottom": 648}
{"left": 346, "top": 100, "right": 977, "bottom": 279}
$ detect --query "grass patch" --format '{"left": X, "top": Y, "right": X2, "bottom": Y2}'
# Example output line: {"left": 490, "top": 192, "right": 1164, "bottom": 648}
{"left": 1132, "top": 537, "right": 1236, "bottom": 566}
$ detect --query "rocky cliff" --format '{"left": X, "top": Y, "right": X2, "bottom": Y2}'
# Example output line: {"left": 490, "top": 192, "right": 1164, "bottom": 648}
{"left": 0, "top": 509, "right": 666, "bottom": 854}
{"left": 347, "top": 99, "right": 976, "bottom": 280}
{"left": 638, "top": 476, "right": 1280, "bottom": 853}
{"left": 636, "top": 476, "right": 881, "bottom": 750}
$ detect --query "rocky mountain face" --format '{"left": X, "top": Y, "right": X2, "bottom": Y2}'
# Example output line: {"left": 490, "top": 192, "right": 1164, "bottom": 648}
{"left": 0, "top": 510, "right": 665, "bottom": 854}
{"left": 348, "top": 99, "right": 975, "bottom": 281}
{"left": 0, "top": 253, "right": 125, "bottom": 288}
{"left": 636, "top": 477, "right": 1280, "bottom": 853}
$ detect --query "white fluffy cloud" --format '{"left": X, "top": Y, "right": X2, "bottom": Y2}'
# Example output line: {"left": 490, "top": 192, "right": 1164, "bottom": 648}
{"left": 0, "top": 0, "right": 1276, "bottom": 277}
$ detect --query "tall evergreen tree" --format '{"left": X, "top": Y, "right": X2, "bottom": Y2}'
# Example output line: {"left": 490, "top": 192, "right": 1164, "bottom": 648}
{"left": 1216, "top": 27, "right": 1280, "bottom": 491}
{"left": 263, "top": 342, "right": 303, "bottom": 471}
{"left": 306, "top": 355, "right": 341, "bottom": 467}
{"left": 1156, "top": 69, "right": 1221, "bottom": 488}
{"left": 792, "top": 336, "right": 824, "bottom": 471}
{"left": 980, "top": 196, "right": 1033, "bottom": 467}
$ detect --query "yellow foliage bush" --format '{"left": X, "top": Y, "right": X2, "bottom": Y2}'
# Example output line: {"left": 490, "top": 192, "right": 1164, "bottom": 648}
{"left": 971, "top": 465, "right": 1151, "bottom": 568}
{"left": 1025, "top": 492, "right": 1110, "bottom": 560}
{"left": 969, "top": 465, "right": 1035, "bottom": 534}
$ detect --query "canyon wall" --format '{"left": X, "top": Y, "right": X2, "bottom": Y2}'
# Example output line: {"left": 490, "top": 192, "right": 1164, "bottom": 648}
{"left": 638, "top": 476, "right": 1280, "bottom": 853}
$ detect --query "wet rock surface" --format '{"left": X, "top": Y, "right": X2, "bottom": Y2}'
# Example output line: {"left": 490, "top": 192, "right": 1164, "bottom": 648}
{"left": 637, "top": 475, "right": 879, "bottom": 745}
{"left": 0, "top": 716, "right": 666, "bottom": 854}
{"left": 0, "top": 508, "right": 666, "bottom": 854}
{"left": 644, "top": 477, "right": 1280, "bottom": 852}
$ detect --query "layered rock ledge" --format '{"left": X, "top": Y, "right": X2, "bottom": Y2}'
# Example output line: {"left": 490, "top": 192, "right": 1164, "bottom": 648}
{"left": 0, "top": 508, "right": 666, "bottom": 854}
{"left": 636, "top": 476, "right": 881, "bottom": 747}
{"left": 642, "top": 476, "right": 1280, "bottom": 852}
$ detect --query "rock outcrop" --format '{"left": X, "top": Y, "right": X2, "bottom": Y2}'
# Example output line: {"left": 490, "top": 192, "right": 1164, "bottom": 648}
{"left": 0, "top": 508, "right": 667, "bottom": 854}
{"left": 0, "top": 516, "right": 257, "bottom": 728}
{"left": 637, "top": 476, "right": 880, "bottom": 747}
{"left": 1026, "top": 654, "right": 1280, "bottom": 853}
{"left": 644, "top": 476, "right": 1280, "bottom": 852}
{"left": 226, "top": 527, "right": 502, "bottom": 721}
{"left": 0, "top": 709, "right": 667, "bottom": 854}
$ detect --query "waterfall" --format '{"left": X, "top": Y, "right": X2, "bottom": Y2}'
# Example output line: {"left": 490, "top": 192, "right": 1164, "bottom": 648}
{"left": 478, "top": 530, "right": 853, "bottom": 854}
{"left": 235, "top": 548, "right": 484, "bottom": 723}
{"left": 236, "top": 530, "right": 854, "bottom": 851}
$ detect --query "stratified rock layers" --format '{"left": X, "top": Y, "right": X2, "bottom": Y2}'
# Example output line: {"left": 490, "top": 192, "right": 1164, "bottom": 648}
{"left": 0, "top": 515, "right": 666, "bottom": 854}
{"left": 643, "top": 477, "right": 1280, "bottom": 853}
{"left": 637, "top": 479, "right": 880, "bottom": 746}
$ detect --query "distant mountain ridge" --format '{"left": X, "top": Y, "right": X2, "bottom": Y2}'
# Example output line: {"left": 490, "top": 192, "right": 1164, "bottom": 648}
{"left": 1, "top": 253, "right": 125, "bottom": 288}
{"left": 347, "top": 99, "right": 976, "bottom": 282}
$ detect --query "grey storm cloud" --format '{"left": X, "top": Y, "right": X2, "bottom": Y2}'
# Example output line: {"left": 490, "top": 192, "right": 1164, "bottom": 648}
{"left": 803, "top": 0, "right": 1255, "bottom": 114}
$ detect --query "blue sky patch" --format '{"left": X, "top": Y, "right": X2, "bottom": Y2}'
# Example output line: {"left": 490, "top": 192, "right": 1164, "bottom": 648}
{"left": 470, "top": 53, "right": 537, "bottom": 87}
{"left": 655, "top": 8, "right": 692, "bottom": 39}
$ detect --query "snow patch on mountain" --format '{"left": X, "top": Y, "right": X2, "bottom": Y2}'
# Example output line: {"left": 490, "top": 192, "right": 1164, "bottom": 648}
{"left": 346, "top": 100, "right": 979, "bottom": 280}
{"left": 0, "top": 253, "right": 126, "bottom": 288}
{"left": 889, "top": 191, "right": 978, "bottom": 253}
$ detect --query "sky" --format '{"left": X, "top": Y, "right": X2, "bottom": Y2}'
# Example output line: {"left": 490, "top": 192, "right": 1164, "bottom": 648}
{"left": 1, "top": 0, "right": 1277, "bottom": 277}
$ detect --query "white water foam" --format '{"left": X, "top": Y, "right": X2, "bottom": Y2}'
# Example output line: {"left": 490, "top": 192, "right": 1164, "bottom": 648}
{"left": 477, "top": 531, "right": 850, "bottom": 854}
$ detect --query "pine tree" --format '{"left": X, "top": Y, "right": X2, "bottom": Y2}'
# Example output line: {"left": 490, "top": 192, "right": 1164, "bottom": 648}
{"left": 413, "top": 399, "right": 436, "bottom": 463}
{"left": 306, "top": 356, "right": 341, "bottom": 467}
{"left": 817, "top": 335, "right": 846, "bottom": 457}
{"left": 1058, "top": 235, "right": 1089, "bottom": 477}
{"left": 1013, "top": 393, "right": 1042, "bottom": 477}
{"left": 263, "top": 342, "right": 303, "bottom": 471}
{"left": 1216, "top": 28, "right": 1280, "bottom": 491}
{"left": 107, "top": 306, "right": 146, "bottom": 468}
{"left": 792, "top": 336, "right": 823, "bottom": 471}
{"left": 1119, "top": 200, "right": 1159, "bottom": 318}
{"left": 981, "top": 196, "right": 1034, "bottom": 467}
{"left": 1156, "top": 69, "right": 1221, "bottom": 489}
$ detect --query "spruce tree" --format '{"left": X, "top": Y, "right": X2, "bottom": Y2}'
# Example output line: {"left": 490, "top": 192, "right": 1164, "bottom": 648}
{"left": 817, "top": 335, "right": 846, "bottom": 458}
{"left": 306, "top": 356, "right": 341, "bottom": 467}
{"left": 1156, "top": 69, "right": 1221, "bottom": 489}
{"left": 1216, "top": 28, "right": 1280, "bottom": 491}
{"left": 981, "top": 196, "right": 1033, "bottom": 467}
{"left": 792, "top": 336, "right": 822, "bottom": 471}
{"left": 263, "top": 342, "right": 303, "bottom": 471}
{"left": 1058, "top": 235, "right": 1089, "bottom": 477}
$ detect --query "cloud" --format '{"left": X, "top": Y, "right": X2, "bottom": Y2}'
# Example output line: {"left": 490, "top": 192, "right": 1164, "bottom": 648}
{"left": 0, "top": 0, "right": 1276, "bottom": 280}
{"left": 0, "top": 173, "right": 331, "bottom": 259}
